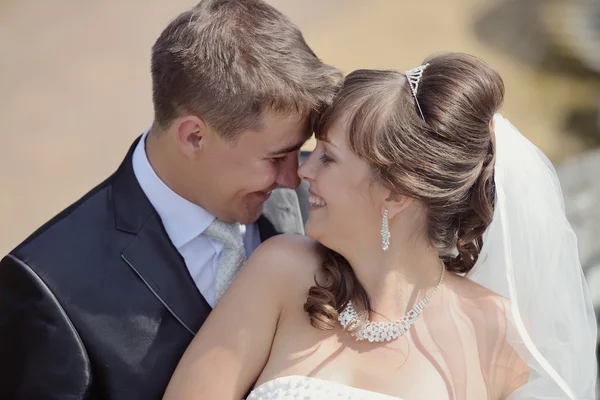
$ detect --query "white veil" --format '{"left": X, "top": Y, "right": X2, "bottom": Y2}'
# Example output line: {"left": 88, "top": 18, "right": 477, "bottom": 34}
{"left": 466, "top": 114, "right": 598, "bottom": 399}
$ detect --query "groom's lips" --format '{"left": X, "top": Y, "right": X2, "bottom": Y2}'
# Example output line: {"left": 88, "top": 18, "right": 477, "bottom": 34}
{"left": 252, "top": 189, "right": 274, "bottom": 202}
{"left": 259, "top": 190, "right": 272, "bottom": 201}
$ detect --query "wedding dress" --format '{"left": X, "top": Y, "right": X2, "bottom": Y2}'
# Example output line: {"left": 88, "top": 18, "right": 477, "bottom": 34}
{"left": 247, "top": 376, "right": 402, "bottom": 400}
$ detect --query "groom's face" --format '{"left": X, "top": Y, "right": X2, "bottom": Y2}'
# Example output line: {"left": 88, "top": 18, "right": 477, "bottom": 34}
{"left": 199, "top": 111, "right": 308, "bottom": 224}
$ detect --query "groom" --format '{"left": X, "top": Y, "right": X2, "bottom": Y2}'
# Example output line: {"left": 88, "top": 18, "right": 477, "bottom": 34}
{"left": 0, "top": 1, "right": 340, "bottom": 399}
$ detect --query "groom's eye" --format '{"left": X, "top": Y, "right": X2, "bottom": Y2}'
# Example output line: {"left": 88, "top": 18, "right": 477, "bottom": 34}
{"left": 269, "top": 155, "right": 288, "bottom": 164}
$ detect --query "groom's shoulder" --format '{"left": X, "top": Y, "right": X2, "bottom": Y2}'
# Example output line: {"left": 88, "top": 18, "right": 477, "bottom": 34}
{"left": 9, "top": 174, "right": 119, "bottom": 265}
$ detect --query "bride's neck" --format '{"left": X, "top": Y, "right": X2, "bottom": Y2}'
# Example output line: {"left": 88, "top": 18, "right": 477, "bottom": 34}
{"left": 345, "top": 238, "right": 443, "bottom": 320}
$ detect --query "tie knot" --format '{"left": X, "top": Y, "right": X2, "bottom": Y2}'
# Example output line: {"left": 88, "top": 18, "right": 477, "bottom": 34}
{"left": 203, "top": 219, "right": 244, "bottom": 249}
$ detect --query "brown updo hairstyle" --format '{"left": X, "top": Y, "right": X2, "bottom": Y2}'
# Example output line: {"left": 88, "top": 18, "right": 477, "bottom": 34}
{"left": 304, "top": 53, "right": 504, "bottom": 330}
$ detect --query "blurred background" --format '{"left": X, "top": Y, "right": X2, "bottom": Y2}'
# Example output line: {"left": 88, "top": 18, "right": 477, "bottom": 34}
{"left": 2, "top": 0, "right": 600, "bottom": 378}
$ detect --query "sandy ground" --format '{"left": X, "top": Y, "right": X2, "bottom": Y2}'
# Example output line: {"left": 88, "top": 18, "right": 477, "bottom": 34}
{"left": 1, "top": 0, "right": 599, "bottom": 255}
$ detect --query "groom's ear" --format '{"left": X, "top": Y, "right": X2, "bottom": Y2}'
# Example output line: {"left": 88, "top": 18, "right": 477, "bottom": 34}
{"left": 174, "top": 115, "right": 208, "bottom": 157}
{"left": 385, "top": 192, "right": 413, "bottom": 220}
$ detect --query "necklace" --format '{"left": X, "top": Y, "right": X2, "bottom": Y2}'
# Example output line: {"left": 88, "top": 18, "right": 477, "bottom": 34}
{"left": 338, "top": 264, "right": 445, "bottom": 342}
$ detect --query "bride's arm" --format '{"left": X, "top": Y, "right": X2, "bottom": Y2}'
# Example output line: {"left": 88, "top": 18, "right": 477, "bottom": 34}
{"left": 163, "top": 235, "right": 304, "bottom": 399}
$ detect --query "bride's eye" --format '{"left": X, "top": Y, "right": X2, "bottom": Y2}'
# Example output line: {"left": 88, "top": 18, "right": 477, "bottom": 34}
{"left": 319, "top": 154, "right": 334, "bottom": 164}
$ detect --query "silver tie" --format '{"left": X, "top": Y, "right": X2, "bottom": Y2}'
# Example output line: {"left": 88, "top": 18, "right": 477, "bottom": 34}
{"left": 203, "top": 219, "right": 246, "bottom": 303}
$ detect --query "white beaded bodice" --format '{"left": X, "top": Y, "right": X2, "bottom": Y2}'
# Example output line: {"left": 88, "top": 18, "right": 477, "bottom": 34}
{"left": 247, "top": 376, "right": 403, "bottom": 400}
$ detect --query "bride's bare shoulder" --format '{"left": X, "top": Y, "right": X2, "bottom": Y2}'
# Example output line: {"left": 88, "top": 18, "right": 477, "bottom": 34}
{"left": 444, "top": 274, "right": 529, "bottom": 388}
{"left": 446, "top": 272, "right": 508, "bottom": 307}
{"left": 244, "top": 234, "right": 323, "bottom": 286}
{"left": 444, "top": 273, "right": 515, "bottom": 335}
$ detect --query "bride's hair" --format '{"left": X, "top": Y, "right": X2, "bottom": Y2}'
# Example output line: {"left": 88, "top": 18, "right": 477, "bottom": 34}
{"left": 305, "top": 52, "right": 505, "bottom": 330}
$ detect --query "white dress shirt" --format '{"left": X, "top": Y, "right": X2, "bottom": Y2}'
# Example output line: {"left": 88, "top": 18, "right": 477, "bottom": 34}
{"left": 132, "top": 128, "right": 261, "bottom": 307}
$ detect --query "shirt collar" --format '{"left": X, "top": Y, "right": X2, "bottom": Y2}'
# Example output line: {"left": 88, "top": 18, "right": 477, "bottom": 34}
{"left": 132, "top": 126, "right": 215, "bottom": 249}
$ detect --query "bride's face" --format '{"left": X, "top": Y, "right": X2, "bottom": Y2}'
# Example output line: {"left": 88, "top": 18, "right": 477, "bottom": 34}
{"left": 298, "top": 117, "right": 386, "bottom": 253}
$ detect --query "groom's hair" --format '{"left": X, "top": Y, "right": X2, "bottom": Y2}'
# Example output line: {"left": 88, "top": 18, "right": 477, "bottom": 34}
{"left": 151, "top": 0, "right": 342, "bottom": 140}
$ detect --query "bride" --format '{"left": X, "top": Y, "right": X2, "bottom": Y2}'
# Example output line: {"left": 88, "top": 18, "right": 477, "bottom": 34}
{"left": 162, "top": 53, "right": 597, "bottom": 399}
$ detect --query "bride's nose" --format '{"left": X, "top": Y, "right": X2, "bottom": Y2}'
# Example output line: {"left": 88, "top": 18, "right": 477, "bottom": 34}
{"left": 298, "top": 152, "right": 316, "bottom": 182}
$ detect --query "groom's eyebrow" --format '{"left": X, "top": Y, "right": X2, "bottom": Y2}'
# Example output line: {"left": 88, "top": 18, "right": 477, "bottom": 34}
{"left": 267, "top": 140, "right": 305, "bottom": 156}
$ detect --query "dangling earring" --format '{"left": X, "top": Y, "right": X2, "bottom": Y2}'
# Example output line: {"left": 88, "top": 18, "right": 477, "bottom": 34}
{"left": 381, "top": 209, "right": 391, "bottom": 251}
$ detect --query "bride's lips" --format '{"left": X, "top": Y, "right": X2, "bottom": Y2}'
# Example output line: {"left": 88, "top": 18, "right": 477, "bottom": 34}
{"left": 308, "top": 189, "right": 327, "bottom": 210}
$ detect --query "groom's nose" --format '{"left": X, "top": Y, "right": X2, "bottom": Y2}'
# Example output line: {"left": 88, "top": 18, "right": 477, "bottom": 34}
{"left": 275, "top": 151, "right": 301, "bottom": 189}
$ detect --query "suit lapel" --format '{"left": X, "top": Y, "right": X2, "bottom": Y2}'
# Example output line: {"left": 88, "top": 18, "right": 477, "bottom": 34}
{"left": 113, "top": 138, "right": 210, "bottom": 336}
{"left": 257, "top": 215, "right": 278, "bottom": 242}
{"left": 121, "top": 214, "right": 210, "bottom": 335}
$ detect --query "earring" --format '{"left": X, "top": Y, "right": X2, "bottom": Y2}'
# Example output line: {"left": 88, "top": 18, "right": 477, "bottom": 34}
{"left": 381, "top": 209, "right": 391, "bottom": 251}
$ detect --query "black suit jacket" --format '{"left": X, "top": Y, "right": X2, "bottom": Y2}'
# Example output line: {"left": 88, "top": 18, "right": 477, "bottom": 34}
{"left": 0, "top": 140, "right": 300, "bottom": 400}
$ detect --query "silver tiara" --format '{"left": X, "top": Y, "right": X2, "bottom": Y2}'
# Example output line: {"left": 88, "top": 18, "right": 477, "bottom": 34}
{"left": 405, "top": 63, "right": 429, "bottom": 121}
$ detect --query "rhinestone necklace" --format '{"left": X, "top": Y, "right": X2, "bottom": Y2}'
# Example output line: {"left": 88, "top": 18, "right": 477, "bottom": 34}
{"left": 338, "top": 264, "right": 445, "bottom": 343}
